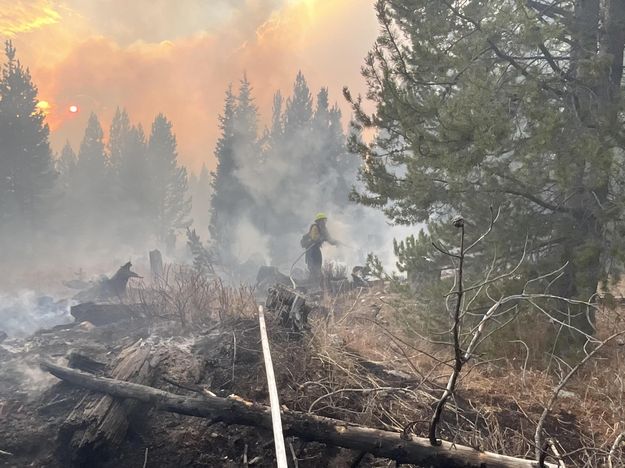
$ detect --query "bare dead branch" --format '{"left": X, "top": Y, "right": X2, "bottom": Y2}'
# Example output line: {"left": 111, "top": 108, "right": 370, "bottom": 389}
{"left": 428, "top": 219, "right": 465, "bottom": 445}
{"left": 534, "top": 331, "right": 625, "bottom": 461}
{"left": 608, "top": 432, "right": 625, "bottom": 468}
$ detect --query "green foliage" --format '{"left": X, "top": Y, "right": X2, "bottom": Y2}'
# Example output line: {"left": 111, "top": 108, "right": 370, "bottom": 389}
{"left": 186, "top": 227, "right": 215, "bottom": 276}
{"left": 349, "top": 0, "right": 625, "bottom": 338}
{"left": 393, "top": 230, "right": 437, "bottom": 275}
{"left": 365, "top": 253, "right": 388, "bottom": 280}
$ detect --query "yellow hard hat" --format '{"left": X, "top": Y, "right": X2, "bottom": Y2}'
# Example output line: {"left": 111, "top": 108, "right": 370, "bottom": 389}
{"left": 315, "top": 212, "right": 328, "bottom": 221}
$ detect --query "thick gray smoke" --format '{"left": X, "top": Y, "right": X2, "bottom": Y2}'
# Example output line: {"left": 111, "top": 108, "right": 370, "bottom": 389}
{"left": 231, "top": 130, "right": 417, "bottom": 274}
{"left": 0, "top": 291, "right": 72, "bottom": 337}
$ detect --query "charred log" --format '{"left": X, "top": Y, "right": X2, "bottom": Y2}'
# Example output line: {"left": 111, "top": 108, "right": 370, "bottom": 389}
{"left": 42, "top": 360, "right": 555, "bottom": 468}
{"left": 70, "top": 303, "right": 145, "bottom": 326}
{"left": 56, "top": 340, "right": 157, "bottom": 466}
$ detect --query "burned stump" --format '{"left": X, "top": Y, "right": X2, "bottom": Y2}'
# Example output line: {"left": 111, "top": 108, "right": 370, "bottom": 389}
{"left": 149, "top": 249, "right": 163, "bottom": 281}
{"left": 74, "top": 262, "right": 141, "bottom": 302}
{"left": 57, "top": 340, "right": 158, "bottom": 466}
{"left": 265, "top": 284, "right": 315, "bottom": 332}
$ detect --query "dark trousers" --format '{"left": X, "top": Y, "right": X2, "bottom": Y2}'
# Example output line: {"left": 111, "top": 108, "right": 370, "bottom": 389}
{"left": 305, "top": 245, "right": 322, "bottom": 284}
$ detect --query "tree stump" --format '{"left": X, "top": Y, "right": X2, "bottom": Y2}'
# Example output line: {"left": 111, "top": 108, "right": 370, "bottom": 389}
{"left": 57, "top": 340, "right": 158, "bottom": 466}
{"left": 149, "top": 249, "right": 163, "bottom": 282}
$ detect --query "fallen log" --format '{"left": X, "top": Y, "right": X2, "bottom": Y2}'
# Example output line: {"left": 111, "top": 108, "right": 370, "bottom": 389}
{"left": 70, "top": 302, "right": 144, "bottom": 326}
{"left": 57, "top": 340, "right": 157, "bottom": 466}
{"left": 42, "top": 360, "right": 554, "bottom": 468}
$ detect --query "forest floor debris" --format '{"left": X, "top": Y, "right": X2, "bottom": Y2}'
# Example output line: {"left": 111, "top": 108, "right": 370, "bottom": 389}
{"left": 0, "top": 281, "right": 623, "bottom": 467}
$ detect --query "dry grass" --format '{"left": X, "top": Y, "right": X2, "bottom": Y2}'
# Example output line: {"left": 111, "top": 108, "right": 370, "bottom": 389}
{"left": 129, "top": 269, "right": 625, "bottom": 466}
{"left": 299, "top": 286, "right": 625, "bottom": 467}
{"left": 133, "top": 264, "right": 257, "bottom": 329}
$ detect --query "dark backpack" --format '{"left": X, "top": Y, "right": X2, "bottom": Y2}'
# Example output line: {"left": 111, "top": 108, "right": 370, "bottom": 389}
{"left": 300, "top": 225, "right": 315, "bottom": 249}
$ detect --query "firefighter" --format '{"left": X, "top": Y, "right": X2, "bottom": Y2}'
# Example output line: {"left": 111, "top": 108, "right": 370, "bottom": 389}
{"left": 301, "top": 213, "right": 338, "bottom": 284}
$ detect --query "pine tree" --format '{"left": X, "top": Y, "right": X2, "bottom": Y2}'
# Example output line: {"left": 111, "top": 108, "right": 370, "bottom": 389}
{"left": 108, "top": 107, "right": 131, "bottom": 171}
{"left": 348, "top": 0, "right": 625, "bottom": 342}
{"left": 282, "top": 71, "right": 315, "bottom": 213}
{"left": 252, "top": 74, "right": 358, "bottom": 267}
{"left": 56, "top": 141, "right": 76, "bottom": 193}
{"left": 269, "top": 91, "right": 284, "bottom": 144}
{"left": 209, "top": 77, "right": 262, "bottom": 264}
{"left": 284, "top": 71, "right": 313, "bottom": 132}
{"left": 147, "top": 113, "right": 191, "bottom": 241}
{"left": 72, "top": 113, "right": 112, "bottom": 232}
{"left": 0, "top": 40, "right": 55, "bottom": 240}
{"left": 77, "top": 113, "right": 107, "bottom": 179}
{"left": 76, "top": 113, "right": 108, "bottom": 193}
{"left": 109, "top": 110, "right": 151, "bottom": 243}
{"left": 209, "top": 85, "right": 240, "bottom": 262}
{"left": 120, "top": 124, "right": 149, "bottom": 211}
{"left": 312, "top": 88, "right": 356, "bottom": 205}
{"left": 190, "top": 163, "right": 212, "bottom": 238}
{"left": 234, "top": 75, "right": 259, "bottom": 147}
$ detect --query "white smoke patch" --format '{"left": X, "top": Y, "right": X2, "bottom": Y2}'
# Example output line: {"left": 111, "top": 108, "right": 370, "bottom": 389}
{"left": 3, "top": 360, "right": 61, "bottom": 398}
{"left": 324, "top": 208, "right": 419, "bottom": 272}
{"left": 0, "top": 291, "right": 73, "bottom": 338}
{"left": 231, "top": 217, "right": 271, "bottom": 263}
{"left": 232, "top": 137, "right": 422, "bottom": 274}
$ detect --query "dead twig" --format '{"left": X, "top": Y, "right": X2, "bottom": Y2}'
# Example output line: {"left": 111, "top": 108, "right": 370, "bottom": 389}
{"left": 308, "top": 387, "right": 410, "bottom": 413}
{"left": 288, "top": 440, "right": 299, "bottom": 468}
{"left": 162, "top": 376, "right": 216, "bottom": 397}
{"left": 607, "top": 431, "right": 625, "bottom": 468}
{"left": 232, "top": 330, "right": 237, "bottom": 385}
{"left": 535, "top": 331, "right": 625, "bottom": 461}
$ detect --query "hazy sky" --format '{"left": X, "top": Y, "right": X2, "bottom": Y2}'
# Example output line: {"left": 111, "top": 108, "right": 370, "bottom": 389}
{"left": 1, "top": 0, "right": 378, "bottom": 172}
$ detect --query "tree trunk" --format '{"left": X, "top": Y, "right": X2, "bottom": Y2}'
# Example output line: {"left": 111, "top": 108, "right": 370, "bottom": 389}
{"left": 149, "top": 249, "right": 163, "bottom": 281}
{"left": 42, "top": 360, "right": 556, "bottom": 468}
{"left": 556, "top": 0, "right": 625, "bottom": 345}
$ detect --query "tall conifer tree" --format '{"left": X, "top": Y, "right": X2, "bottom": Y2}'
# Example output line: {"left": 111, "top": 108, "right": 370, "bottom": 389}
{"left": 0, "top": 40, "right": 55, "bottom": 239}
{"left": 147, "top": 113, "right": 191, "bottom": 241}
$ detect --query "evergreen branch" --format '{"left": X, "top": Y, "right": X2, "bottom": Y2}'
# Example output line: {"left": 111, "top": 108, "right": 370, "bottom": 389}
{"left": 501, "top": 187, "right": 571, "bottom": 214}
{"left": 441, "top": 0, "right": 566, "bottom": 96}
{"left": 537, "top": 43, "right": 565, "bottom": 76}
{"left": 526, "top": 0, "right": 571, "bottom": 20}
{"left": 377, "top": 1, "right": 454, "bottom": 88}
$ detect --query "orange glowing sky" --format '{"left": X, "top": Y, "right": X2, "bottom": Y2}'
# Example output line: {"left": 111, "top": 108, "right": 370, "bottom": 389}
{"left": 1, "top": 0, "right": 378, "bottom": 172}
